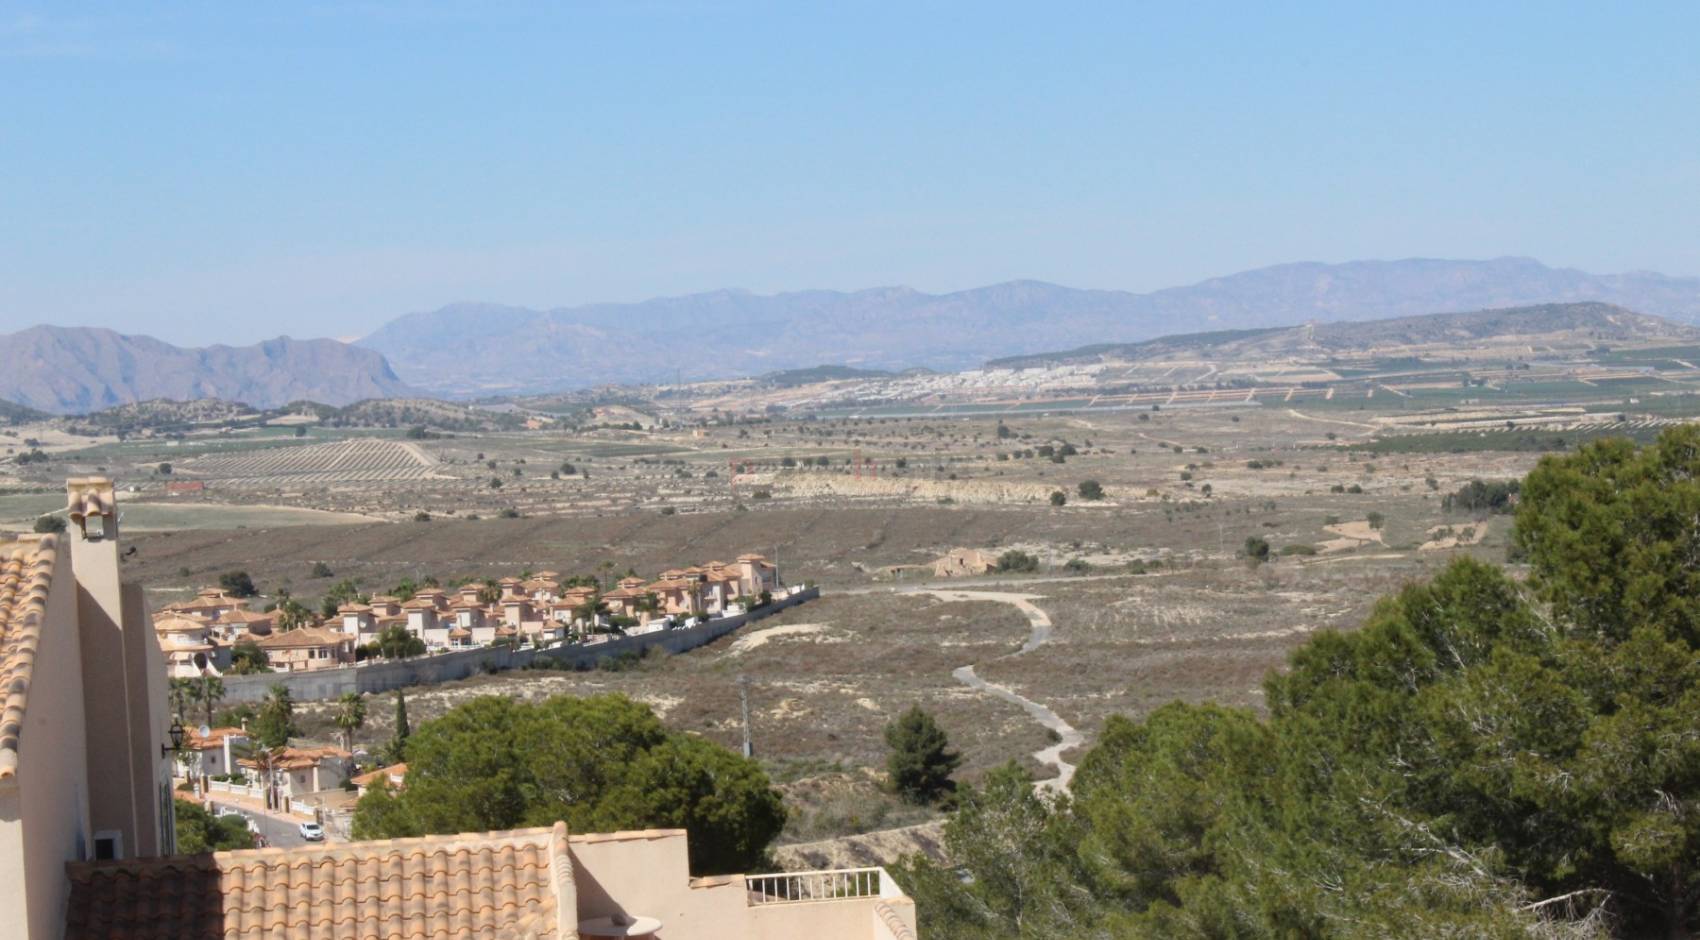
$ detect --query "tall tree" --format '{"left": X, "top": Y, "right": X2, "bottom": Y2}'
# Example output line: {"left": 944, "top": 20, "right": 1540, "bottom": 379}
{"left": 383, "top": 690, "right": 411, "bottom": 764}
{"left": 885, "top": 705, "right": 961, "bottom": 805}
{"left": 252, "top": 684, "right": 295, "bottom": 749}
{"left": 896, "top": 763, "right": 1096, "bottom": 940}
{"left": 191, "top": 674, "right": 225, "bottom": 730}
{"left": 168, "top": 677, "right": 194, "bottom": 723}
{"left": 333, "top": 692, "right": 366, "bottom": 752}
{"left": 353, "top": 694, "right": 785, "bottom": 875}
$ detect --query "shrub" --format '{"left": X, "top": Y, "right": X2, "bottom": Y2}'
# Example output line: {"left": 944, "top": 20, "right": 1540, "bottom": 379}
{"left": 995, "top": 550, "right": 1041, "bottom": 573}
{"left": 1243, "top": 536, "right": 1271, "bottom": 565}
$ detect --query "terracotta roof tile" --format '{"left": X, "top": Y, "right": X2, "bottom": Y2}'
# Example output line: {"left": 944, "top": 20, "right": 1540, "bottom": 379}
{"left": 65, "top": 824, "right": 571, "bottom": 940}
{"left": 352, "top": 762, "right": 407, "bottom": 788}
{"left": 155, "top": 615, "right": 214, "bottom": 634}
{"left": 0, "top": 534, "right": 58, "bottom": 781}
{"left": 256, "top": 627, "right": 349, "bottom": 649}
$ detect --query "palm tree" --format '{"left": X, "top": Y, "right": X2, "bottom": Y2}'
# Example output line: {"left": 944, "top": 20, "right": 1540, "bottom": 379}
{"left": 191, "top": 674, "right": 225, "bottom": 730}
{"left": 275, "top": 598, "right": 314, "bottom": 631}
{"left": 254, "top": 683, "right": 295, "bottom": 749}
{"left": 168, "top": 678, "right": 195, "bottom": 722}
{"left": 233, "top": 740, "right": 287, "bottom": 810}
{"left": 333, "top": 692, "right": 366, "bottom": 752}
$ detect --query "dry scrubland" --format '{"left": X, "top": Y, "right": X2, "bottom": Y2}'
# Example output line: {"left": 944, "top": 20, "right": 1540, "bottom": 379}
{"left": 36, "top": 404, "right": 1543, "bottom": 859}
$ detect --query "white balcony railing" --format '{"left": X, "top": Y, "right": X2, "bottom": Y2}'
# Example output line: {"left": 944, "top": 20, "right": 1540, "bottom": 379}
{"left": 744, "top": 867, "right": 886, "bottom": 905}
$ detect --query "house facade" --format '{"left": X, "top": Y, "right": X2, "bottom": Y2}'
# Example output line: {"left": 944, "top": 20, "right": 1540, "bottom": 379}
{"left": 256, "top": 626, "right": 355, "bottom": 671}
{"left": 0, "top": 478, "right": 176, "bottom": 940}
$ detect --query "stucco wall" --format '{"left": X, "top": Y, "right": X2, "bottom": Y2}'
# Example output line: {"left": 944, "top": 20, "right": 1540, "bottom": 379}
{"left": 219, "top": 588, "right": 821, "bottom": 703}
{"left": 9, "top": 540, "right": 93, "bottom": 940}
{"left": 567, "top": 828, "right": 913, "bottom": 940}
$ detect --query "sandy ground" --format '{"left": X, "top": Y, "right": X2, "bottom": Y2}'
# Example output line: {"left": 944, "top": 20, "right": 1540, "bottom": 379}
{"left": 1318, "top": 519, "right": 1386, "bottom": 552}
{"left": 727, "top": 622, "right": 836, "bottom": 655}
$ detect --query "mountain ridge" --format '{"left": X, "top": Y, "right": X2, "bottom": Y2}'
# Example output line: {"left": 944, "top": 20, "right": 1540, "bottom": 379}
{"left": 358, "top": 257, "right": 1700, "bottom": 396}
{"left": 987, "top": 302, "right": 1700, "bottom": 368}
{"left": 0, "top": 326, "right": 417, "bottom": 414}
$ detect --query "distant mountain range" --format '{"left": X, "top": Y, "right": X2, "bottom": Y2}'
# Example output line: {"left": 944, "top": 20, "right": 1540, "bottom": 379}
{"left": 0, "top": 327, "right": 415, "bottom": 414}
{"left": 7, "top": 257, "right": 1700, "bottom": 415}
{"left": 989, "top": 302, "right": 1700, "bottom": 368}
{"left": 359, "top": 257, "right": 1700, "bottom": 396}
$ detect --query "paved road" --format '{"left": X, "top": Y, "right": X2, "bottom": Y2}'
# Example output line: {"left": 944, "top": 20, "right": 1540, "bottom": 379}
{"left": 206, "top": 798, "right": 311, "bottom": 849}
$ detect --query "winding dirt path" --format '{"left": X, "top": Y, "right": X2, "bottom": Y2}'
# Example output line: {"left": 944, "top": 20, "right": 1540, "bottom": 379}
{"left": 916, "top": 589, "right": 1084, "bottom": 792}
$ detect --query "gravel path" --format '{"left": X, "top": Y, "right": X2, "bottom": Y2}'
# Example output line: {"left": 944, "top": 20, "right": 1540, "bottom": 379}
{"left": 917, "top": 589, "right": 1084, "bottom": 793}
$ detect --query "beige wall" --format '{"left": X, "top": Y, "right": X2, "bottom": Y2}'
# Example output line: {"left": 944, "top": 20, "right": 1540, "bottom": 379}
{"left": 76, "top": 537, "right": 171, "bottom": 860}
{"left": 567, "top": 830, "right": 917, "bottom": 940}
{"left": 2, "top": 540, "right": 94, "bottom": 940}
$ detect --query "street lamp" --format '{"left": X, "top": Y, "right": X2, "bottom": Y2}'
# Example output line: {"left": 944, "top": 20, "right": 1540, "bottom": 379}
{"left": 161, "top": 718, "right": 185, "bottom": 757}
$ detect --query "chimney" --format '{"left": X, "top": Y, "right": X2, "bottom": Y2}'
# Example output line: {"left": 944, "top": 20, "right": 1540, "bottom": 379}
{"left": 66, "top": 477, "right": 121, "bottom": 615}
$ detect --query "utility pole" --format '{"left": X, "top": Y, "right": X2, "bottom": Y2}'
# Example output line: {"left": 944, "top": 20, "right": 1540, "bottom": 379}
{"left": 738, "top": 675, "right": 753, "bottom": 758}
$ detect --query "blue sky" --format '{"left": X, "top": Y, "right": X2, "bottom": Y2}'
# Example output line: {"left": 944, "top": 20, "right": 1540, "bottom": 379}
{"left": 1, "top": 1, "right": 1697, "bottom": 345}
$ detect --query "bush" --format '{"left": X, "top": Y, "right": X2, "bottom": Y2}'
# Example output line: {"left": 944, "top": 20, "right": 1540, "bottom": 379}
{"left": 995, "top": 550, "right": 1041, "bottom": 574}
{"left": 219, "top": 571, "right": 258, "bottom": 598}
{"left": 1242, "top": 535, "right": 1271, "bottom": 565}
{"left": 1443, "top": 479, "right": 1521, "bottom": 514}
{"left": 1050, "top": 491, "right": 1067, "bottom": 507}
{"left": 174, "top": 799, "right": 255, "bottom": 854}
{"left": 1077, "top": 480, "right": 1105, "bottom": 500}
{"left": 32, "top": 514, "right": 66, "bottom": 534}
{"left": 1063, "top": 558, "right": 1092, "bottom": 575}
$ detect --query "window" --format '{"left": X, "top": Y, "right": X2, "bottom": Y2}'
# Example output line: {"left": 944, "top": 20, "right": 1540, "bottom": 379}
{"left": 93, "top": 830, "right": 123, "bottom": 861}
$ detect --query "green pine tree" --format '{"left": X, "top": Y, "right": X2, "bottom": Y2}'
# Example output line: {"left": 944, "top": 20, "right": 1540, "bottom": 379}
{"left": 884, "top": 705, "right": 961, "bottom": 805}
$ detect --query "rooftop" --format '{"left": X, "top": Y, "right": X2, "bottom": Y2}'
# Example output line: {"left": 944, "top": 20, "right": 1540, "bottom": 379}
{"left": 66, "top": 824, "right": 570, "bottom": 940}
{"left": 0, "top": 534, "right": 58, "bottom": 782}
{"left": 255, "top": 627, "right": 348, "bottom": 649}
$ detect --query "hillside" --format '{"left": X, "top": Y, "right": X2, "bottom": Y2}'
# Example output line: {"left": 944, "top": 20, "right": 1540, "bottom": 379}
{"left": 988, "top": 302, "right": 1700, "bottom": 367}
{"left": 0, "top": 327, "right": 417, "bottom": 413}
{"left": 0, "top": 398, "right": 48, "bottom": 426}
{"left": 360, "top": 258, "right": 1700, "bottom": 396}
{"left": 758, "top": 365, "right": 899, "bottom": 387}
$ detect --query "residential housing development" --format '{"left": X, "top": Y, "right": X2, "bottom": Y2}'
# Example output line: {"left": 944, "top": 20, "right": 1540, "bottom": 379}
{"left": 2, "top": 478, "right": 917, "bottom": 938}
{"left": 153, "top": 554, "right": 785, "bottom": 676}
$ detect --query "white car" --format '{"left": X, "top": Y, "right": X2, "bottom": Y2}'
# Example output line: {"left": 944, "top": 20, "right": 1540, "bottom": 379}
{"left": 297, "top": 822, "right": 324, "bottom": 842}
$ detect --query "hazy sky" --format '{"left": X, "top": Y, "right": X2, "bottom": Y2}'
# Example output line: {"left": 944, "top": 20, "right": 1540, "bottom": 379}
{"left": 2, "top": 2, "right": 1697, "bottom": 346}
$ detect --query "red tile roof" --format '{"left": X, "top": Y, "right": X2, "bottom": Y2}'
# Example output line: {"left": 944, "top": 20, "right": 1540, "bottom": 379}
{"left": 0, "top": 535, "right": 57, "bottom": 781}
{"left": 65, "top": 824, "right": 573, "bottom": 940}
{"left": 255, "top": 627, "right": 348, "bottom": 650}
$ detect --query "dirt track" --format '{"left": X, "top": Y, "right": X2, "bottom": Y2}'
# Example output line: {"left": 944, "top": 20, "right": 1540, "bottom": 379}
{"left": 920, "top": 589, "right": 1084, "bottom": 792}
